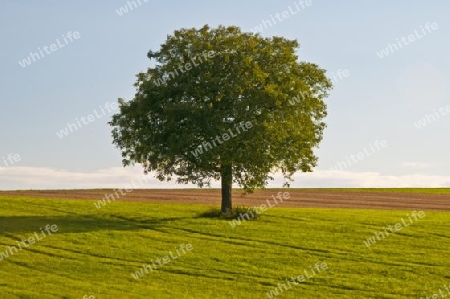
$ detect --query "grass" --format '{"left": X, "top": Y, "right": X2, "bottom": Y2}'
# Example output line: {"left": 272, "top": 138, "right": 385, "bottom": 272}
{"left": 207, "top": 188, "right": 450, "bottom": 194}
{"left": 0, "top": 195, "right": 449, "bottom": 298}
{"left": 199, "top": 205, "right": 260, "bottom": 220}
{"left": 316, "top": 188, "right": 450, "bottom": 194}
{"left": 255, "top": 188, "right": 450, "bottom": 194}
{"left": 8, "top": 187, "right": 450, "bottom": 195}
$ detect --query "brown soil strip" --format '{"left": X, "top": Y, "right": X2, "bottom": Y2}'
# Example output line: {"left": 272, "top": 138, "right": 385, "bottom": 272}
{"left": 1, "top": 189, "right": 450, "bottom": 211}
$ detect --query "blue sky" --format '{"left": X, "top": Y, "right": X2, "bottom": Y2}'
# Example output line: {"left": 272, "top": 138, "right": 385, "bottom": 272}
{"left": 1, "top": 0, "right": 449, "bottom": 189}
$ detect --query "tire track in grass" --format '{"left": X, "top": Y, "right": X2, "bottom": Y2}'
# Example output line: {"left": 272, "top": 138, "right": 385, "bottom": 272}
{"left": 1, "top": 233, "right": 79, "bottom": 261}
{"left": 172, "top": 226, "right": 333, "bottom": 255}
{"left": 5, "top": 259, "right": 88, "bottom": 291}
{"left": 5, "top": 255, "right": 141, "bottom": 297}
{"left": 42, "top": 244, "right": 147, "bottom": 266}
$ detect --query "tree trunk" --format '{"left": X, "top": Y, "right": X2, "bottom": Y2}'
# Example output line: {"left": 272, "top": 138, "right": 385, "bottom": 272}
{"left": 220, "top": 164, "right": 232, "bottom": 214}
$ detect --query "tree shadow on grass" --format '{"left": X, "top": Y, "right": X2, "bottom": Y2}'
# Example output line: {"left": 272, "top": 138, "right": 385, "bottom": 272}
{"left": 0, "top": 214, "right": 191, "bottom": 234}
{"left": 196, "top": 206, "right": 260, "bottom": 221}
{"left": 197, "top": 207, "right": 225, "bottom": 219}
{"left": 0, "top": 206, "right": 260, "bottom": 235}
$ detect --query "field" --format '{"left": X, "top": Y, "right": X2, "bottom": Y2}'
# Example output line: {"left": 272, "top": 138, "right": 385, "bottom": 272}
{"left": 1, "top": 189, "right": 450, "bottom": 298}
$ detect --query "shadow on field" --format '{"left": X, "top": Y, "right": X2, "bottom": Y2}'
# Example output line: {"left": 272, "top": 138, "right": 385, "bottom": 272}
{"left": 196, "top": 206, "right": 260, "bottom": 221}
{"left": 0, "top": 215, "right": 190, "bottom": 234}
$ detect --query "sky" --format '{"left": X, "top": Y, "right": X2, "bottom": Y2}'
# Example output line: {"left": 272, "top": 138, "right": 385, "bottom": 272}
{"left": 1, "top": 0, "right": 449, "bottom": 190}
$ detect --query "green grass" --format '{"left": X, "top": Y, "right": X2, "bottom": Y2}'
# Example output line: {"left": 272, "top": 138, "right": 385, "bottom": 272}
{"left": 0, "top": 196, "right": 449, "bottom": 298}
{"left": 262, "top": 188, "right": 450, "bottom": 194}
{"left": 323, "top": 188, "right": 450, "bottom": 194}
{"left": 159, "top": 187, "right": 450, "bottom": 194}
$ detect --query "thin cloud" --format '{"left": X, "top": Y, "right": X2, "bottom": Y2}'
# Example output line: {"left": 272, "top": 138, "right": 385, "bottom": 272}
{"left": 401, "top": 162, "right": 434, "bottom": 169}
{"left": 0, "top": 167, "right": 449, "bottom": 190}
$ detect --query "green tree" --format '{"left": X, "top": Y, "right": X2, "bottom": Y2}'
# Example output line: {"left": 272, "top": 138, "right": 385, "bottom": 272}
{"left": 109, "top": 25, "right": 332, "bottom": 214}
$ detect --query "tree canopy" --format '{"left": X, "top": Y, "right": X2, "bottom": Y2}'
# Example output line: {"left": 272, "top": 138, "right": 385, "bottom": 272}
{"left": 110, "top": 25, "right": 332, "bottom": 213}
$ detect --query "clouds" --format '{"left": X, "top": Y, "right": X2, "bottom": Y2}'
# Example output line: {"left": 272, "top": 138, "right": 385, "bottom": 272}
{"left": 1, "top": 166, "right": 449, "bottom": 190}
{"left": 401, "top": 162, "right": 434, "bottom": 169}
{"left": 0, "top": 166, "right": 173, "bottom": 190}
{"left": 289, "top": 170, "right": 450, "bottom": 188}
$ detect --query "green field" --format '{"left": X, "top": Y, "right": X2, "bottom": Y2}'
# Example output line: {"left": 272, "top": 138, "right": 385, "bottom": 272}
{"left": 257, "top": 188, "right": 450, "bottom": 194}
{"left": 1, "top": 195, "right": 449, "bottom": 298}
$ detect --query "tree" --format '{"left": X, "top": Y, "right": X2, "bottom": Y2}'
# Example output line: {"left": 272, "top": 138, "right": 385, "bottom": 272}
{"left": 109, "top": 25, "right": 332, "bottom": 214}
